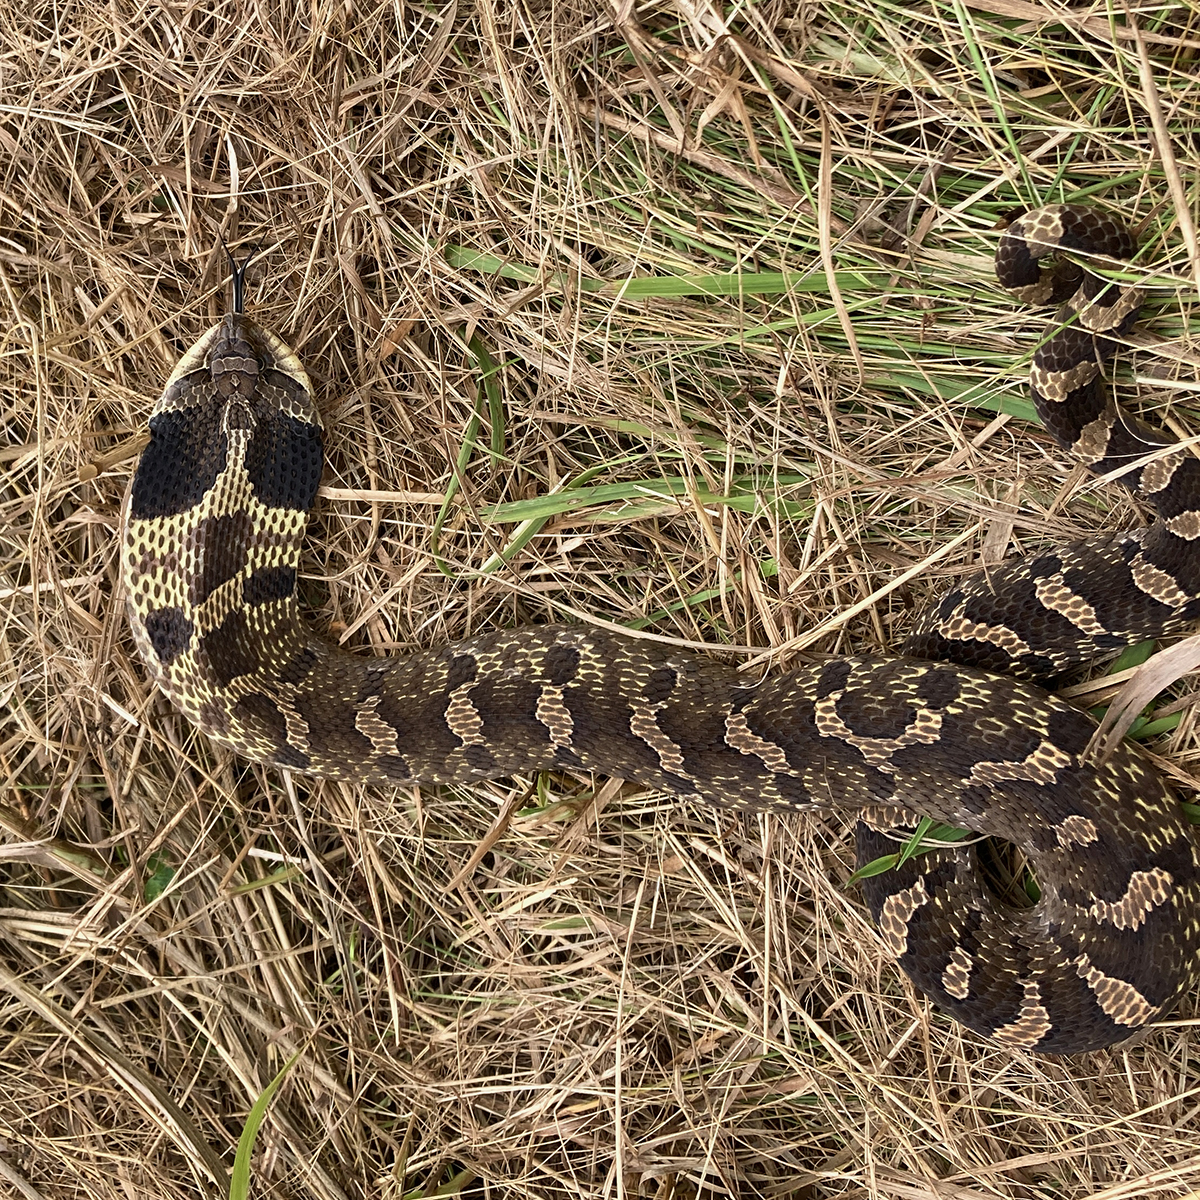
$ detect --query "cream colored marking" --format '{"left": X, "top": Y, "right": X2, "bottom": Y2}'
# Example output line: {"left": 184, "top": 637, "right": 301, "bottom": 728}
{"left": 938, "top": 603, "right": 1032, "bottom": 657}
{"left": 1071, "top": 284, "right": 1144, "bottom": 333}
{"left": 354, "top": 693, "right": 403, "bottom": 757}
{"left": 1056, "top": 814, "right": 1100, "bottom": 850}
{"left": 877, "top": 879, "right": 929, "bottom": 957}
{"left": 630, "top": 702, "right": 689, "bottom": 778}
{"left": 277, "top": 696, "right": 311, "bottom": 758}
{"left": 1033, "top": 575, "right": 1107, "bottom": 635}
{"left": 535, "top": 684, "right": 574, "bottom": 748}
{"left": 1130, "top": 553, "right": 1192, "bottom": 606}
{"left": 991, "top": 981, "right": 1052, "bottom": 1049}
{"left": 1071, "top": 412, "right": 1117, "bottom": 465}
{"left": 968, "top": 739, "right": 1073, "bottom": 787}
{"left": 444, "top": 681, "right": 485, "bottom": 746}
{"left": 1017, "top": 208, "right": 1065, "bottom": 250}
{"left": 1166, "top": 510, "right": 1200, "bottom": 541}
{"left": 1140, "top": 451, "right": 1184, "bottom": 496}
{"left": 537, "top": 691, "right": 573, "bottom": 744}
{"left": 1087, "top": 867, "right": 1173, "bottom": 931}
{"left": 814, "top": 692, "right": 942, "bottom": 770}
{"left": 724, "top": 710, "right": 794, "bottom": 775}
{"left": 1008, "top": 281, "right": 1055, "bottom": 304}
{"left": 858, "top": 804, "right": 918, "bottom": 834}
{"left": 941, "top": 946, "right": 973, "bottom": 1000}
{"left": 1075, "top": 955, "right": 1158, "bottom": 1027}
{"left": 1030, "top": 359, "right": 1099, "bottom": 405}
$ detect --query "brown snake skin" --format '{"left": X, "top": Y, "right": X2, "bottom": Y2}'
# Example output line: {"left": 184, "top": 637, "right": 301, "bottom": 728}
{"left": 121, "top": 206, "right": 1200, "bottom": 1054}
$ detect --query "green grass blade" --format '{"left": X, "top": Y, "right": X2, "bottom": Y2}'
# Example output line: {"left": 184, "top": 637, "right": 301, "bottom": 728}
{"left": 228, "top": 1052, "right": 302, "bottom": 1200}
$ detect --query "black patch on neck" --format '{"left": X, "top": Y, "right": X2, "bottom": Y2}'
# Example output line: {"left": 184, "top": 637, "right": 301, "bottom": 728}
{"left": 130, "top": 407, "right": 228, "bottom": 519}
{"left": 243, "top": 409, "right": 323, "bottom": 510}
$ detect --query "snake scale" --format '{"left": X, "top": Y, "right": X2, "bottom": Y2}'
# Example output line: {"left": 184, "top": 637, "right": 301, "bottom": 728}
{"left": 121, "top": 206, "right": 1200, "bottom": 1054}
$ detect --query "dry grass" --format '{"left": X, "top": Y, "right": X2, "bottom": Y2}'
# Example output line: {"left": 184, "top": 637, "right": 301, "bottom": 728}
{"left": 3, "top": 0, "right": 1200, "bottom": 1197}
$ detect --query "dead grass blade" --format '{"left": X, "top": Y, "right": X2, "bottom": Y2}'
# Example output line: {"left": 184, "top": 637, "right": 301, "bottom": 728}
{"left": 3, "top": 0, "right": 1200, "bottom": 1196}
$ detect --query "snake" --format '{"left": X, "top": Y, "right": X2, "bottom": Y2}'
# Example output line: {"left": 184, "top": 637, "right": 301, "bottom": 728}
{"left": 120, "top": 205, "right": 1200, "bottom": 1055}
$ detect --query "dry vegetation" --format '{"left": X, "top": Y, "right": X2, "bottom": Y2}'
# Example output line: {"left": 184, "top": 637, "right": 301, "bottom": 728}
{"left": 3, "top": 0, "right": 1200, "bottom": 1196}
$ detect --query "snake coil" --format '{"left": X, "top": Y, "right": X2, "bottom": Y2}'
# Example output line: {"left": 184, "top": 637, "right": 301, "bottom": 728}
{"left": 121, "top": 206, "right": 1200, "bottom": 1054}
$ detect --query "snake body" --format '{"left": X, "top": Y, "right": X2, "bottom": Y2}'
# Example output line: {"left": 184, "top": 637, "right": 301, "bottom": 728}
{"left": 121, "top": 206, "right": 1200, "bottom": 1054}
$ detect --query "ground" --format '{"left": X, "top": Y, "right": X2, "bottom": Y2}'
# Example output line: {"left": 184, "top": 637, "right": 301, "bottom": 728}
{"left": 2, "top": 1, "right": 1200, "bottom": 1197}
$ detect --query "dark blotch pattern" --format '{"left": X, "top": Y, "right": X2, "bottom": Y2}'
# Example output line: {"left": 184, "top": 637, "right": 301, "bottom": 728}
{"left": 290, "top": 689, "right": 374, "bottom": 762}
{"left": 446, "top": 653, "right": 478, "bottom": 690}
{"left": 143, "top": 607, "right": 194, "bottom": 664}
{"left": 244, "top": 410, "right": 324, "bottom": 510}
{"left": 463, "top": 743, "right": 496, "bottom": 774}
{"left": 130, "top": 404, "right": 228, "bottom": 519}
{"left": 914, "top": 666, "right": 961, "bottom": 708}
{"left": 543, "top": 642, "right": 581, "bottom": 686}
{"left": 200, "top": 610, "right": 260, "bottom": 688}
{"left": 468, "top": 676, "right": 542, "bottom": 739}
{"left": 643, "top": 666, "right": 677, "bottom": 705}
{"left": 234, "top": 693, "right": 311, "bottom": 770}
{"left": 374, "top": 753, "right": 413, "bottom": 782}
{"left": 816, "top": 659, "right": 852, "bottom": 696}
{"left": 373, "top": 685, "right": 461, "bottom": 761}
{"left": 278, "top": 644, "right": 319, "bottom": 685}
{"left": 190, "top": 511, "right": 254, "bottom": 607}
{"left": 245, "top": 565, "right": 297, "bottom": 606}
